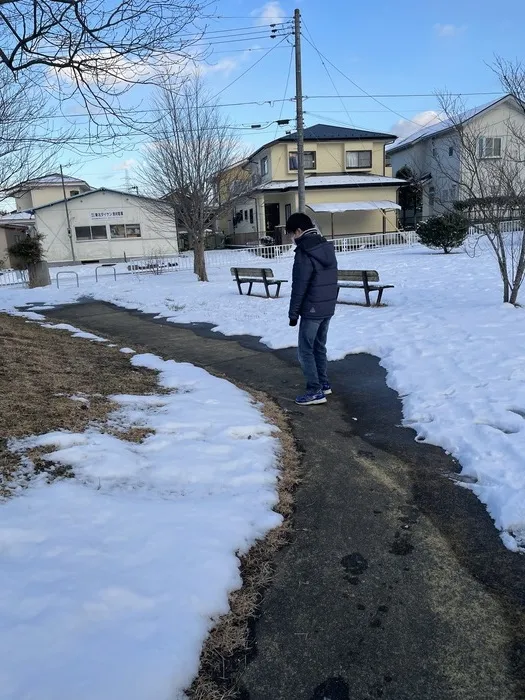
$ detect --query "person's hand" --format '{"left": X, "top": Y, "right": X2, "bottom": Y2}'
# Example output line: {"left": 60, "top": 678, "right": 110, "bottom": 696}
{"left": 289, "top": 318, "right": 298, "bottom": 327}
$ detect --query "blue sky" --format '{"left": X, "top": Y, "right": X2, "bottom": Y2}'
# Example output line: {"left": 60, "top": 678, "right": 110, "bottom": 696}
{"left": 63, "top": 0, "right": 525, "bottom": 190}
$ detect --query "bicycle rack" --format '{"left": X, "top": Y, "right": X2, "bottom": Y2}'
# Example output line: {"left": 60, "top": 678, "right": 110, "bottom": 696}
{"left": 95, "top": 265, "right": 117, "bottom": 283}
{"left": 55, "top": 271, "right": 79, "bottom": 289}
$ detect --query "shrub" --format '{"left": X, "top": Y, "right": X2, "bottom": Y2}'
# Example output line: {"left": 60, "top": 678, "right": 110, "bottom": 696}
{"left": 417, "top": 213, "right": 469, "bottom": 253}
{"left": 8, "top": 233, "right": 44, "bottom": 267}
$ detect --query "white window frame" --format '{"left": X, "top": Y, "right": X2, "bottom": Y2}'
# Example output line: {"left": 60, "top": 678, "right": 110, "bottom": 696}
{"left": 261, "top": 156, "right": 269, "bottom": 176}
{"left": 346, "top": 150, "right": 372, "bottom": 169}
{"left": 478, "top": 136, "right": 502, "bottom": 159}
{"left": 109, "top": 223, "right": 142, "bottom": 239}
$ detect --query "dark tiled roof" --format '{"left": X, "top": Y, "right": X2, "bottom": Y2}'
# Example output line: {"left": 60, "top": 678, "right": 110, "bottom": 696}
{"left": 278, "top": 123, "right": 396, "bottom": 142}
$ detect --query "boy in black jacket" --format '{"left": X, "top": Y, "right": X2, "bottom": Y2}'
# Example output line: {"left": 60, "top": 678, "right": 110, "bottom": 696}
{"left": 286, "top": 212, "right": 338, "bottom": 405}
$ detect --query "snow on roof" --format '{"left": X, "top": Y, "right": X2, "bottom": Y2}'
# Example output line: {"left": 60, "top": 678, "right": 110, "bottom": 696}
{"left": 308, "top": 200, "right": 401, "bottom": 213}
{"left": 386, "top": 95, "right": 511, "bottom": 153}
{"left": 257, "top": 174, "right": 406, "bottom": 191}
{"left": 0, "top": 211, "right": 34, "bottom": 221}
{"left": 0, "top": 211, "right": 34, "bottom": 226}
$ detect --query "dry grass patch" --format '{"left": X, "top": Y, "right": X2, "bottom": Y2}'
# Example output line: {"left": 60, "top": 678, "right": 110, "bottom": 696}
{"left": 187, "top": 390, "right": 301, "bottom": 700}
{"left": 0, "top": 313, "right": 158, "bottom": 493}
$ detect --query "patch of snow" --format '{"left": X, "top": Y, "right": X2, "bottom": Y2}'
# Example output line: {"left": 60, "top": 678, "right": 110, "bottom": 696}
{"left": 2, "top": 351, "right": 281, "bottom": 700}
{"left": 120, "top": 347, "right": 136, "bottom": 354}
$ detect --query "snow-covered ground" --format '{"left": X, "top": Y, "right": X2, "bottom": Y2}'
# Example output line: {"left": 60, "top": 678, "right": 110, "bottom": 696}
{"left": 2, "top": 244, "right": 525, "bottom": 553}
{"left": 0, "top": 326, "right": 281, "bottom": 700}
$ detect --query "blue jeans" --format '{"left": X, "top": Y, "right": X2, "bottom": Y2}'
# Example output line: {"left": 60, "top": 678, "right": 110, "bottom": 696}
{"left": 298, "top": 317, "right": 331, "bottom": 394}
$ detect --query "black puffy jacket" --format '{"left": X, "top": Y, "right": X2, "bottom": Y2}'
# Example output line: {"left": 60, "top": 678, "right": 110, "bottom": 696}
{"left": 288, "top": 228, "right": 338, "bottom": 320}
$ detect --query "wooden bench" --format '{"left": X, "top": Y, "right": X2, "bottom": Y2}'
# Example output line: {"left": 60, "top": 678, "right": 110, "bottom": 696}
{"left": 337, "top": 270, "right": 394, "bottom": 307}
{"left": 231, "top": 267, "right": 287, "bottom": 298}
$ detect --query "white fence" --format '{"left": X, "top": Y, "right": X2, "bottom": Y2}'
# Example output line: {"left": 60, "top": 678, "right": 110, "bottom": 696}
{"left": 468, "top": 219, "right": 523, "bottom": 235}
{"left": 0, "top": 232, "right": 418, "bottom": 288}
{"left": 126, "top": 231, "right": 418, "bottom": 275}
{"left": 0, "top": 268, "right": 28, "bottom": 287}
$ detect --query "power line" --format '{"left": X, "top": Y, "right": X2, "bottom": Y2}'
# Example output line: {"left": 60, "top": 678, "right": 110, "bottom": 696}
{"left": 210, "top": 36, "right": 290, "bottom": 100}
{"left": 176, "top": 21, "right": 293, "bottom": 39}
{"left": 302, "top": 21, "right": 355, "bottom": 128}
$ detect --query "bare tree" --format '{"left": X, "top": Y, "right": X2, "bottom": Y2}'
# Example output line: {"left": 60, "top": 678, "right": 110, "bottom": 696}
{"left": 0, "top": 68, "right": 72, "bottom": 199}
{"left": 0, "top": 0, "right": 205, "bottom": 137}
{"left": 432, "top": 91, "right": 525, "bottom": 304}
{"left": 140, "top": 75, "right": 253, "bottom": 281}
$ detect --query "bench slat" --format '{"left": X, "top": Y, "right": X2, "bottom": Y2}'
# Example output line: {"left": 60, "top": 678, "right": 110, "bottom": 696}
{"left": 338, "top": 269, "right": 379, "bottom": 282}
{"left": 231, "top": 267, "right": 274, "bottom": 277}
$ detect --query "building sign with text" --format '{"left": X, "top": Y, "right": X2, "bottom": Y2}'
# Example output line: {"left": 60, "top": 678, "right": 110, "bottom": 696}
{"left": 90, "top": 210, "right": 124, "bottom": 221}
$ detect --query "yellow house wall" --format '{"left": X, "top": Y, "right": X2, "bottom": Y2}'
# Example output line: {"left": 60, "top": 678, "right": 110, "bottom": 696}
{"left": 266, "top": 140, "right": 388, "bottom": 179}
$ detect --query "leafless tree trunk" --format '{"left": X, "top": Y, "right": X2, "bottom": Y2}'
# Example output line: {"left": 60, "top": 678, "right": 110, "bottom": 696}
{"left": 140, "top": 75, "right": 254, "bottom": 282}
{"left": 432, "top": 90, "right": 525, "bottom": 305}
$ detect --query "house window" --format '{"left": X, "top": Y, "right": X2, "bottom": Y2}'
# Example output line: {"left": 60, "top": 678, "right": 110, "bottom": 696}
{"left": 285, "top": 203, "right": 292, "bottom": 221}
{"left": 75, "top": 225, "right": 107, "bottom": 241}
{"left": 109, "top": 223, "right": 141, "bottom": 238}
{"left": 448, "top": 146, "right": 454, "bottom": 157}
{"left": 261, "top": 156, "right": 269, "bottom": 176}
{"left": 428, "top": 186, "right": 435, "bottom": 207}
{"left": 249, "top": 208, "right": 254, "bottom": 224}
{"left": 69, "top": 190, "right": 80, "bottom": 197}
{"left": 346, "top": 150, "right": 372, "bottom": 169}
{"left": 432, "top": 139, "right": 436, "bottom": 157}
{"left": 478, "top": 136, "right": 502, "bottom": 159}
{"left": 288, "top": 151, "right": 316, "bottom": 170}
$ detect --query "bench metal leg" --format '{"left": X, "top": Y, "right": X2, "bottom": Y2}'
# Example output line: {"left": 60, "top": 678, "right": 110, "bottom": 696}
{"left": 248, "top": 282, "right": 253, "bottom": 296}
{"left": 364, "top": 287, "right": 371, "bottom": 307}
{"left": 275, "top": 282, "right": 282, "bottom": 298}
{"left": 236, "top": 281, "right": 243, "bottom": 295}
{"left": 376, "top": 288, "right": 384, "bottom": 306}
{"left": 263, "top": 282, "right": 270, "bottom": 298}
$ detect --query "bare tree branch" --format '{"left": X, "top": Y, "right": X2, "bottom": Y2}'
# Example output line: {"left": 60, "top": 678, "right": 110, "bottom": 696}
{"left": 0, "top": 0, "right": 206, "bottom": 135}
{"left": 0, "top": 67, "right": 75, "bottom": 200}
{"left": 140, "top": 75, "right": 253, "bottom": 281}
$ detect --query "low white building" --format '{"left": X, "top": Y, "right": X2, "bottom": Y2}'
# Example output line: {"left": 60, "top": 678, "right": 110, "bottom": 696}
{"left": 32, "top": 188, "right": 179, "bottom": 264}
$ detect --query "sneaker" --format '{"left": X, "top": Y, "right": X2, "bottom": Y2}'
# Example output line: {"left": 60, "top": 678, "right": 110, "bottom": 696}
{"left": 295, "top": 391, "right": 327, "bottom": 406}
{"left": 322, "top": 383, "right": 332, "bottom": 396}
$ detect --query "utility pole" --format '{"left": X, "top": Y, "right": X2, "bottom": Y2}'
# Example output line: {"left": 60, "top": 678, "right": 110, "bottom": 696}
{"left": 294, "top": 8, "right": 305, "bottom": 212}
{"left": 60, "top": 165, "right": 75, "bottom": 262}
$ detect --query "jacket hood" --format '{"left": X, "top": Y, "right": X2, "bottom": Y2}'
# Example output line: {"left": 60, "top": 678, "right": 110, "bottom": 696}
{"left": 296, "top": 229, "right": 337, "bottom": 269}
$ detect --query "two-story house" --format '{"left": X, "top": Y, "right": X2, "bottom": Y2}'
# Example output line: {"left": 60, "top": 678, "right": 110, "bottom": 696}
{"left": 224, "top": 124, "right": 406, "bottom": 244}
{"left": 9, "top": 173, "right": 92, "bottom": 211}
{"left": 387, "top": 94, "right": 525, "bottom": 222}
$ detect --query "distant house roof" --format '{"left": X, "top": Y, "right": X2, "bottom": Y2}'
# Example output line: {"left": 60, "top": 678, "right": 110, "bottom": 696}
{"left": 256, "top": 174, "right": 406, "bottom": 192}
{"left": 8, "top": 173, "right": 91, "bottom": 194}
{"left": 387, "top": 94, "right": 515, "bottom": 154}
{"left": 278, "top": 123, "right": 397, "bottom": 142}
{"left": 30, "top": 187, "right": 169, "bottom": 212}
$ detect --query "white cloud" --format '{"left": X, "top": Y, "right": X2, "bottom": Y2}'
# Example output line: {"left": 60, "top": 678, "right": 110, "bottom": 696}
{"left": 251, "top": 1, "right": 287, "bottom": 25}
{"left": 434, "top": 23, "right": 466, "bottom": 37}
{"left": 391, "top": 110, "right": 443, "bottom": 139}
{"left": 112, "top": 159, "right": 137, "bottom": 172}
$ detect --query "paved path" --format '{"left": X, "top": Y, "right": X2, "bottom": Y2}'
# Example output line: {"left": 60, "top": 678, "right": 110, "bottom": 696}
{"left": 45, "top": 301, "right": 525, "bottom": 700}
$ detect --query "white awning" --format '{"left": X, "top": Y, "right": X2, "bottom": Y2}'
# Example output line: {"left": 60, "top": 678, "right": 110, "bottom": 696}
{"left": 308, "top": 200, "right": 401, "bottom": 213}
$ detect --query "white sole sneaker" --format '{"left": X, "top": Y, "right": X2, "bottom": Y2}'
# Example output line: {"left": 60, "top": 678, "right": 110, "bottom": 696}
{"left": 295, "top": 396, "right": 328, "bottom": 406}
{"left": 323, "top": 388, "right": 332, "bottom": 396}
